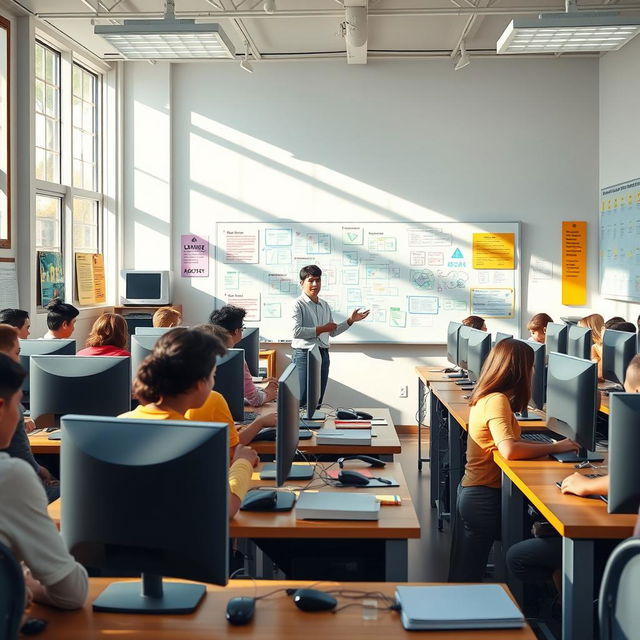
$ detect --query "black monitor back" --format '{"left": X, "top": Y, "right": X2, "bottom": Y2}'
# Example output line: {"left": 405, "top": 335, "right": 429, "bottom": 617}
{"left": 60, "top": 415, "right": 229, "bottom": 584}
{"left": 19, "top": 339, "right": 76, "bottom": 401}
{"left": 213, "top": 349, "right": 245, "bottom": 422}
{"left": 446, "top": 322, "right": 462, "bottom": 366}
{"left": 29, "top": 356, "right": 131, "bottom": 421}
{"left": 277, "top": 363, "right": 300, "bottom": 487}
{"left": 514, "top": 338, "right": 546, "bottom": 410}
{"left": 236, "top": 327, "right": 260, "bottom": 377}
{"left": 466, "top": 329, "right": 491, "bottom": 383}
{"left": 608, "top": 393, "right": 640, "bottom": 514}
{"left": 566, "top": 325, "right": 592, "bottom": 360}
{"left": 545, "top": 323, "right": 568, "bottom": 357}
{"left": 602, "top": 329, "right": 636, "bottom": 386}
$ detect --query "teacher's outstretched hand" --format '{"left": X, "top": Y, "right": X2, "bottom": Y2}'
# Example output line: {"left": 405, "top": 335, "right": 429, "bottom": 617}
{"left": 347, "top": 308, "right": 370, "bottom": 325}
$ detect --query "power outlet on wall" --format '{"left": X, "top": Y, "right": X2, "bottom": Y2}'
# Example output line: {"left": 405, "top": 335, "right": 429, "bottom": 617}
{"left": 399, "top": 385, "right": 408, "bottom": 398}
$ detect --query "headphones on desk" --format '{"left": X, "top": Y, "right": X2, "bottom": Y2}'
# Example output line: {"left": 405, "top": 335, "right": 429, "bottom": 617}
{"left": 337, "top": 454, "right": 386, "bottom": 469}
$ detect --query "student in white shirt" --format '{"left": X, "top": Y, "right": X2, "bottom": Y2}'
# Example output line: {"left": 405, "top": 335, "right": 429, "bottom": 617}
{"left": 0, "top": 353, "right": 88, "bottom": 610}
{"left": 291, "top": 264, "right": 369, "bottom": 409}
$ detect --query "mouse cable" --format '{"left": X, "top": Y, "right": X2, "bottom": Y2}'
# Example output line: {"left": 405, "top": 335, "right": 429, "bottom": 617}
{"left": 332, "top": 602, "right": 400, "bottom": 614}
{"left": 325, "top": 589, "right": 396, "bottom": 606}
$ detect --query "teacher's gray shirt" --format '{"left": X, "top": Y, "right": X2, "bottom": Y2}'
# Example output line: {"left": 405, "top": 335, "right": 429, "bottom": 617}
{"left": 291, "top": 293, "right": 350, "bottom": 349}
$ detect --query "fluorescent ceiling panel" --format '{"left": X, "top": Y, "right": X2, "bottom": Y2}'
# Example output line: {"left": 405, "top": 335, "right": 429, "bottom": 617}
{"left": 497, "top": 13, "right": 640, "bottom": 54}
{"left": 95, "top": 20, "right": 235, "bottom": 59}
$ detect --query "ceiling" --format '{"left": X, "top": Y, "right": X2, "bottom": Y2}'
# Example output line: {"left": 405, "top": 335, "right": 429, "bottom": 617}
{"left": 18, "top": 0, "right": 640, "bottom": 64}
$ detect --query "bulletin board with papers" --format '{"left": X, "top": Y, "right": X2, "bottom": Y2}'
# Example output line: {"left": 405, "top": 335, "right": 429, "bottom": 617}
{"left": 215, "top": 222, "right": 521, "bottom": 343}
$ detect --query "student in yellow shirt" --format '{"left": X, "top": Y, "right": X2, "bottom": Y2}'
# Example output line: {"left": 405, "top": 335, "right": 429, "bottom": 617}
{"left": 186, "top": 324, "right": 276, "bottom": 452}
{"left": 448, "top": 338, "right": 578, "bottom": 582}
{"left": 119, "top": 327, "right": 258, "bottom": 518}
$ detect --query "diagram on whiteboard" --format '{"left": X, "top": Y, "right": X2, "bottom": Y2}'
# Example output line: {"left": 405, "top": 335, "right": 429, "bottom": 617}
{"left": 216, "top": 222, "right": 520, "bottom": 343}
{"left": 600, "top": 178, "right": 640, "bottom": 302}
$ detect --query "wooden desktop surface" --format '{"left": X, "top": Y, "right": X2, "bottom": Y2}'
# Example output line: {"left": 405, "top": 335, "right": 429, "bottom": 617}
{"left": 29, "top": 579, "right": 535, "bottom": 640}
{"left": 48, "top": 461, "right": 420, "bottom": 540}
{"left": 493, "top": 451, "right": 636, "bottom": 539}
{"left": 29, "top": 407, "right": 401, "bottom": 456}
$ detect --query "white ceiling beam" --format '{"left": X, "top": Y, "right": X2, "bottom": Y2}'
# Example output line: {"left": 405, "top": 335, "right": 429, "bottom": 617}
{"left": 344, "top": 0, "right": 368, "bottom": 65}
{"left": 215, "top": 0, "right": 262, "bottom": 60}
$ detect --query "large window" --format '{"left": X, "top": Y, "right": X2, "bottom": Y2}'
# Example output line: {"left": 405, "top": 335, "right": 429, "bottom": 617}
{"left": 34, "top": 39, "right": 103, "bottom": 306}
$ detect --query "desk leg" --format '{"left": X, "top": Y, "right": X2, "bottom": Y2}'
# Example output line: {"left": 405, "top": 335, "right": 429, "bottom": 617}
{"left": 429, "top": 395, "right": 443, "bottom": 509}
{"left": 418, "top": 377, "right": 425, "bottom": 471}
{"left": 500, "top": 472, "right": 526, "bottom": 604}
{"left": 562, "top": 537, "right": 594, "bottom": 640}
{"left": 447, "top": 413, "right": 464, "bottom": 526}
{"left": 385, "top": 540, "right": 408, "bottom": 581}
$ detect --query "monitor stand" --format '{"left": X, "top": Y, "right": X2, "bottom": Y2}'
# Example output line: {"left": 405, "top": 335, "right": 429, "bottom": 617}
{"left": 93, "top": 573, "right": 205, "bottom": 614}
{"left": 515, "top": 408, "right": 544, "bottom": 422}
{"left": 551, "top": 448, "right": 604, "bottom": 464}
{"left": 307, "top": 410, "right": 326, "bottom": 421}
{"left": 260, "top": 463, "right": 314, "bottom": 480}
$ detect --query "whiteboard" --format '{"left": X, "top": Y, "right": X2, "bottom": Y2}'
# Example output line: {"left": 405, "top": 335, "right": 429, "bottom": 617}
{"left": 600, "top": 178, "right": 640, "bottom": 302}
{"left": 215, "top": 222, "right": 521, "bottom": 344}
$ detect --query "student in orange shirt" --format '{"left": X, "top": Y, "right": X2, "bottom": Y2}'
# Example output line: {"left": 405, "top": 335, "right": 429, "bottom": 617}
{"left": 448, "top": 338, "right": 578, "bottom": 582}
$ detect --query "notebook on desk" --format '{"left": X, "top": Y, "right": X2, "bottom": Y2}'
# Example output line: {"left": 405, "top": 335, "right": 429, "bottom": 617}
{"left": 395, "top": 585, "right": 524, "bottom": 630}
{"left": 295, "top": 492, "right": 380, "bottom": 520}
{"left": 316, "top": 430, "right": 372, "bottom": 446}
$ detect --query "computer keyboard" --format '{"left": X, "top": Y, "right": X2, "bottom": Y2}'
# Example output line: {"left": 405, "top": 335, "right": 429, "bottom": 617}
{"left": 237, "top": 411, "right": 259, "bottom": 424}
{"left": 584, "top": 473, "right": 605, "bottom": 479}
{"left": 521, "top": 432, "right": 554, "bottom": 444}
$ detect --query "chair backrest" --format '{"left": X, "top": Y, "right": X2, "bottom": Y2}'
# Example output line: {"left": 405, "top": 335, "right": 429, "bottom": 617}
{"left": 599, "top": 537, "right": 640, "bottom": 640}
{"left": 0, "top": 541, "right": 26, "bottom": 639}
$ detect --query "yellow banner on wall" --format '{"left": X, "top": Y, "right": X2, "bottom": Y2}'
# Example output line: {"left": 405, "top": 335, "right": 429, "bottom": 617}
{"left": 75, "top": 253, "right": 106, "bottom": 306}
{"left": 562, "top": 221, "right": 587, "bottom": 306}
{"left": 472, "top": 233, "right": 515, "bottom": 269}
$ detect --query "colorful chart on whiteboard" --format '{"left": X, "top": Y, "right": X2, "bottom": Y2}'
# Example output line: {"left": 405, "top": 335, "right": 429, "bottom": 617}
{"left": 216, "top": 222, "right": 520, "bottom": 343}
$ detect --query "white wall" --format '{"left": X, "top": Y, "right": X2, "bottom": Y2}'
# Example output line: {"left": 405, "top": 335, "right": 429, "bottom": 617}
{"left": 123, "top": 58, "right": 600, "bottom": 424}
{"left": 599, "top": 35, "right": 640, "bottom": 323}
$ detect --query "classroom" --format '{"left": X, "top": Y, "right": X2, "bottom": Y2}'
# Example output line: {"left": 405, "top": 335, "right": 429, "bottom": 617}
{"left": 0, "top": 1, "right": 639, "bottom": 639}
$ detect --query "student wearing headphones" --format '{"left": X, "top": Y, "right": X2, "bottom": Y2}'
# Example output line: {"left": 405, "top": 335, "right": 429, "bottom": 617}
{"left": 0, "top": 353, "right": 88, "bottom": 610}
{"left": 448, "top": 338, "right": 578, "bottom": 582}
{"left": 43, "top": 299, "right": 79, "bottom": 340}
{"left": 119, "top": 327, "right": 259, "bottom": 518}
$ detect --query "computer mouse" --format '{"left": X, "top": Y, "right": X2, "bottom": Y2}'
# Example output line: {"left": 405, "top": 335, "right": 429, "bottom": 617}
{"left": 337, "top": 470, "right": 370, "bottom": 486}
{"left": 251, "top": 427, "right": 276, "bottom": 442}
{"left": 355, "top": 410, "right": 373, "bottom": 420}
{"left": 21, "top": 617, "right": 48, "bottom": 636}
{"left": 336, "top": 409, "right": 359, "bottom": 420}
{"left": 240, "top": 489, "right": 278, "bottom": 511}
{"left": 338, "top": 454, "right": 386, "bottom": 468}
{"left": 226, "top": 597, "right": 256, "bottom": 625}
{"left": 292, "top": 588, "right": 338, "bottom": 612}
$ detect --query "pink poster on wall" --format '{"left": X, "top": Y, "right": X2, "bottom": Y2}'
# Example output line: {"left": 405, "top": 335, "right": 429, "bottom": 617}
{"left": 181, "top": 234, "right": 209, "bottom": 277}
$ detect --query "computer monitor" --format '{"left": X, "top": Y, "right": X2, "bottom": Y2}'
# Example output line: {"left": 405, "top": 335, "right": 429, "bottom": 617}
{"left": 607, "top": 393, "right": 640, "bottom": 514}
{"left": 134, "top": 327, "right": 174, "bottom": 337}
{"left": 255, "top": 363, "right": 311, "bottom": 509}
{"left": 602, "top": 329, "right": 636, "bottom": 387}
{"left": 60, "top": 415, "right": 228, "bottom": 613}
{"left": 130, "top": 334, "right": 159, "bottom": 382}
{"left": 236, "top": 327, "right": 260, "bottom": 378}
{"left": 305, "top": 344, "right": 324, "bottom": 421}
{"left": 18, "top": 339, "right": 76, "bottom": 404}
{"left": 446, "top": 321, "right": 462, "bottom": 366}
{"left": 29, "top": 356, "right": 131, "bottom": 422}
{"left": 457, "top": 325, "right": 473, "bottom": 373}
{"left": 495, "top": 332, "right": 512, "bottom": 345}
{"left": 545, "top": 323, "right": 568, "bottom": 357}
{"left": 566, "top": 325, "right": 592, "bottom": 360}
{"left": 466, "top": 329, "right": 491, "bottom": 384}
{"left": 213, "top": 348, "right": 245, "bottom": 422}
{"left": 545, "top": 353, "right": 602, "bottom": 463}
{"left": 513, "top": 339, "right": 546, "bottom": 419}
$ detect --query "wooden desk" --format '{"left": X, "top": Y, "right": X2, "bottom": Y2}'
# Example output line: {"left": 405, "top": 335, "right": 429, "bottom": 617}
{"left": 29, "top": 579, "right": 535, "bottom": 640}
{"left": 494, "top": 451, "right": 635, "bottom": 640}
{"left": 48, "top": 461, "right": 420, "bottom": 581}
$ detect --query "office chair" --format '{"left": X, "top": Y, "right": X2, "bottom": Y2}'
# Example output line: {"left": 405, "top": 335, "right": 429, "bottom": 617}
{"left": 599, "top": 537, "right": 640, "bottom": 640}
{"left": 0, "top": 541, "right": 26, "bottom": 639}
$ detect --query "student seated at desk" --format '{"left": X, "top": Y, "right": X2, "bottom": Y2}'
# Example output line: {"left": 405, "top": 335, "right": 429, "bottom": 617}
{"left": 0, "top": 353, "right": 88, "bottom": 611}
{"left": 448, "top": 339, "right": 578, "bottom": 583}
{"left": 209, "top": 305, "right": 278, "bottom": 407}
{"left": 462, "top": 315, "right": 487, "bottom": 331}
{"left": 186, "top": 324, "right": 276, "bottom": 450}
{"left": 527, "top": 313, "right": 553, "bottom": 344}
{"left": 506, "top": 355, "right": 640, "bottom": 602}
{"left": 76, "top": 313, "right": 130, "bottom": 357}
{"left": 152, "top": 306, "right": 182, "bottom": 328}
{"left": 604, "top": 316, "right": 625, "bottom": 330}
{"left": 0, "top": 324, "right": 59, "bottom": 503}
{"left": 0, "top": 307, "right": 31, "bottom": 338}
{"left": 578, "top": 313, "right": 605, "bottom": 381}
{"left": 609, "top": 321, "right": 636, "bottom": 334}
{"left": 118, "top": 327, "right": 259, "bottom": 518}
{"left": 42, "top": 298, "right": 79, "bottom": 340}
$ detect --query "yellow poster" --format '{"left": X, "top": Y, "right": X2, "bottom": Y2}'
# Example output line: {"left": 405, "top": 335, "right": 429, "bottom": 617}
{"left": 75, "top": 253, "right": 106, "bottom": 306}
{"left": 472, "top": 233, "right": 515, "bottom": 269}
{"left": 562, "top": 221, "right": 587, "bottom": 306}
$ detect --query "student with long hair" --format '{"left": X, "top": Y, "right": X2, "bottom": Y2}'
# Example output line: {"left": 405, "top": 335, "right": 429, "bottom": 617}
{"left": 448, "top": 338, "right": 578, "bottom": 582}
{"left": 77, "top": 313, "right": 130, "bottom": 357}
{"left": 578, "top": 314, "right": 605, "bottom": 381}
{"left": 119, "top": 328, "right": 258, "bottom": 518}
